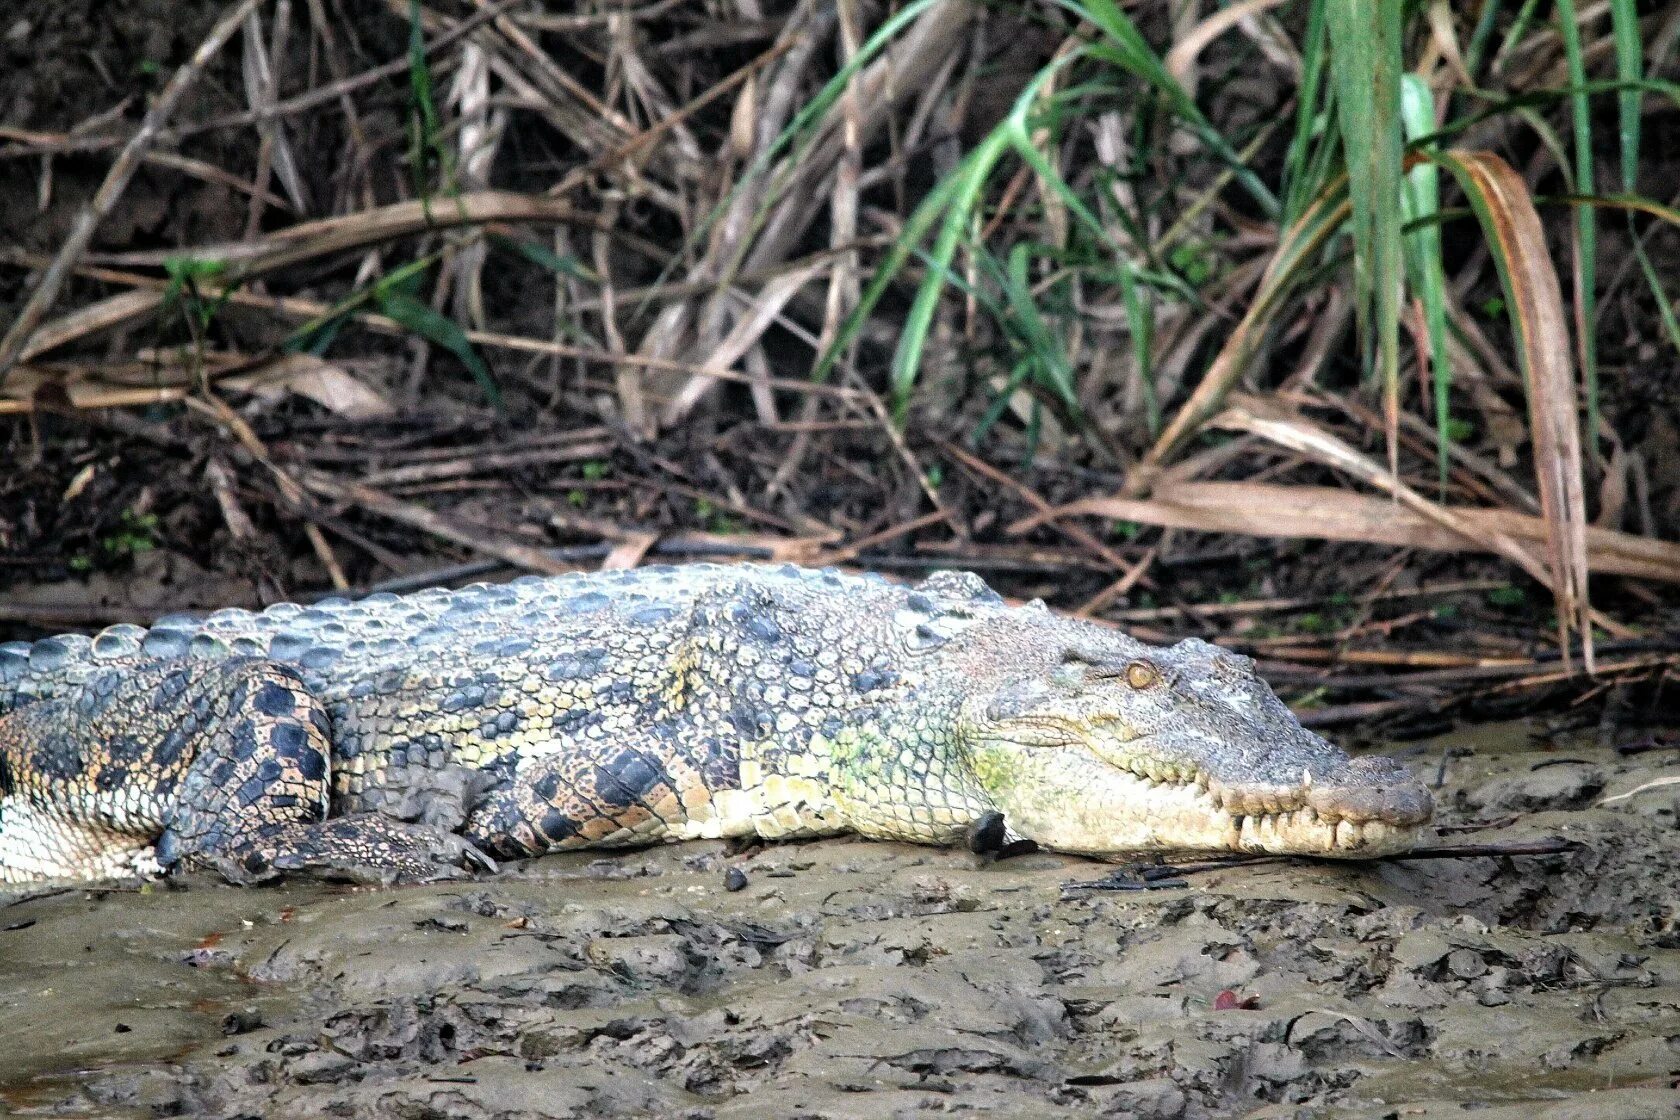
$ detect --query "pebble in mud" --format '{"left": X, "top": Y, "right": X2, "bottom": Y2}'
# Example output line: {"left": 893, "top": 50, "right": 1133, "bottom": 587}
{"left": 2, "top": 720, "right": 1679, "bottom": 1120}
{"left": 724, "top": 866, "right": 749, "bottom": 891}
{"left": 1445, "top": 947, "right": 1487, "bottom": 979}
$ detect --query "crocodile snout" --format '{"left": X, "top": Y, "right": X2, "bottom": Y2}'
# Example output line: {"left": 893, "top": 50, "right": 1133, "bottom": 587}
{"left": 1306, "top": 755, "right": 1434, "bottom": 826}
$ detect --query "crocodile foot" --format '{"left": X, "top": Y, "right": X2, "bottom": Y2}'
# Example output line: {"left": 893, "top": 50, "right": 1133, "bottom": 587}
{"left": 199, "top": 814, "right": 498, "bottom": 887}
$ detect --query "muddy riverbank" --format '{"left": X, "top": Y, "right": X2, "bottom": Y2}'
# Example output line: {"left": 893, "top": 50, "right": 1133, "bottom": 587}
{"left": 2, "top": 720, "right": 1677, "bottom": 1119}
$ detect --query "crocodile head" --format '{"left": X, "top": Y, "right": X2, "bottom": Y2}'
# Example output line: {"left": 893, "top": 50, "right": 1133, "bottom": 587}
{"left": 959, "top": 626, "right": 1433, "bottom": 858}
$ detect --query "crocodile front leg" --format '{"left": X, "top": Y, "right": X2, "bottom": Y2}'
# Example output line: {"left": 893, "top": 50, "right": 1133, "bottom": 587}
{"left": 459, "top": 729, "right": 732, "bottom": 857}
{"left": 0, "top": 658, "right": 484, "bottom": 885}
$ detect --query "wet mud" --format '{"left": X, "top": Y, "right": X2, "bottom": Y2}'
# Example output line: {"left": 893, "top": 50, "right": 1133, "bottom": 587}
{"left": 2, "top": 720, "right": 1677, "bottom": 1119}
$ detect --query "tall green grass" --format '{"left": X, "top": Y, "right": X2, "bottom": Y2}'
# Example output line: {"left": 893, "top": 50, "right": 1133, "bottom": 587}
{"left": 824, "top": 0, "right": 1675, "bottom": 487}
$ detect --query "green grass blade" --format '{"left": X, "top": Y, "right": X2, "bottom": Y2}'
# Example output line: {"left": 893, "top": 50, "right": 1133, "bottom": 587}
{"left": 1510, "top": 107, "right": 1574, "bottom": 185}
{"left": 1417, "top": 78, "right": 1680, "bottom": 148}
{"left": 378, "top": 289, "right": 502, "bottom": 407}
{"left": 1607, "top": 0, "right": 1677, "bottom": 421}
{"left": 761, "top": 0, "right": 941, "bottom": 179}
{"left": 1552, "top": 191, "right": 1680, "bottom": 352}
{"left": 971, "top": 359, "right": 1036, "bottom": 447}
{"left": 161, "top": 255, "right": 233, "bottom": 334}
{"left": 694, "top": 0, "right": 941, "bottom": 261}
{"left": 406, "top": 0, "right": 450, "bottom": 202}
{"left": 1463, "top": 0, "right": 1504, "bottom": 82}
{"left": 1557, "top": 192, "right": 1680, "bottom": 227}
{"left": 1400, "top": 74, "right": 1452, "bottom": 488}
{"left": 485, "top": 236, "right": 604, "bottom": 349}
{"left": 1492, "top": 0, "right": 1544, "bottom": 78}
{"left": 1071, "top": 0, "right": 1278, "bottom": 217}
{"left": 1002, "top": 242, "right": 1079, "bottom": 416}
{"left": 1554, "top": 0, "right": 1599, "bottom": 452}
{"left": 283, "top": 254, "right": 439, "bottom": 354}
{"left": 1629, "top": 236, "right": 1680, "bottom": 355}
{"left": 890, "top": 129, "right": 1012, "bottom": 415}
{"left": 1117, "top": 265, "right": 1157, "bottom": 436}
{"left": 887, "top": 52, "right": 1091, "bottom": 415}
{"left": 810, "top": 159, "right": 965, "bottom": 385}
{"left": 1612, "top": 0, "right": 1642, "bottom": 192}
{"left": 1324, "top": 0, "right": 1404, "bottom": 442}
{"left": 488, "top": 235, "right": 597, "bottom": 284}
{"left": 1281, "top": 0, "right": 1332, "bottom": 227}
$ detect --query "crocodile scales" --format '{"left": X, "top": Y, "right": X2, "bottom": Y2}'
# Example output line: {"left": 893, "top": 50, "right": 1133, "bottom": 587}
{"left": 0, "top": 564, "right": 1433, "bottom": 885}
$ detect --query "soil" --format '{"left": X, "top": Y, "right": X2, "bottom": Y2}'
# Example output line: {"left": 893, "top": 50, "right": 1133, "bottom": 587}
{"left": 2, "top": 720, "right": 1677, "bottom": 1119}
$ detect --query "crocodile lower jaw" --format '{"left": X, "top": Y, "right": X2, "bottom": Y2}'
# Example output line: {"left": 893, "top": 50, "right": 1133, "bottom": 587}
{"left": 1014, "top": 769, "right": 1431, "bottom": 859}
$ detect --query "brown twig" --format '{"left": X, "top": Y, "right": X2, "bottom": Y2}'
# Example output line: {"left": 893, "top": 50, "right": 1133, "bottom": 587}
{"left": 1388, "top": 837, "right": 1580, "bottom": 860}
{"left": 297, "top": 472, "right": 575, "bottom": 576}
{"left": 12, "top": 193, "right": 622, "bottom": 368}
{"left": 1106, "top": 578, "right": 1510, "bottom": 622}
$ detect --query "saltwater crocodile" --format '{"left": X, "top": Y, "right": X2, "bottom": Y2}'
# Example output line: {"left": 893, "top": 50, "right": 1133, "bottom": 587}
{"left": 0, "top": 564, "right": 1432, "bottom": 885}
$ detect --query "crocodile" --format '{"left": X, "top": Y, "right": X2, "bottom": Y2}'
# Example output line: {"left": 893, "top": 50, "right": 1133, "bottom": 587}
{"left": 0, "top": 564, "right": 1432, "bottom": 885}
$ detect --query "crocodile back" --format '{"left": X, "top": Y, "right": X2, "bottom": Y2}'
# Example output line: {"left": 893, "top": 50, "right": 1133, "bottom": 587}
{"left": 0, "top": 564, "right": 913, "bottom": 713}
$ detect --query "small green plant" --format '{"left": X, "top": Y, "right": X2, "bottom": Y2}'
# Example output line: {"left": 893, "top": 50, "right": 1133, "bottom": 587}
{"left": 1486, "top": 585, "right": 1526, "bottom": 608}
{"left": 161, "top": 255, "right": 233, "bottom": 350}
{"left": 1296, "top": 612, "right": 1334, "bottom": 635}
{"left": 1108, "top": 519, "right": 1142, "bottom": 541}
{"left": 286, "top": 256, "right": 501, "bottom": 405}
{"left": 695, "top": 498, "right": 742, "bottom": 535}
{"left": 1168, "top": 241, "right": 1217, "bottom": 287}
{"left": 95, "top": 509, "right": 161, "bottom": 565}
{"left": 405, "top": 0, "right": 453, "bottom": 200}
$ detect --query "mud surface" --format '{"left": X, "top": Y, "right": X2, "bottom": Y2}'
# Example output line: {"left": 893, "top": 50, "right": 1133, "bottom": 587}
{"left": 2, "top": 720, "right": 1677, "bottom": 1119}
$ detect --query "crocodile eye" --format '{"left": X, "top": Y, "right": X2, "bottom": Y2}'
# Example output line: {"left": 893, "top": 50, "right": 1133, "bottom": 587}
{"left": 1125, "top": 660, "right": 1160, "bottom": 690}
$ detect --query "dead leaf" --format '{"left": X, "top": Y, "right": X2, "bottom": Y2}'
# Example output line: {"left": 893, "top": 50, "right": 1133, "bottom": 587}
{"left": 229, "top": 354, "right": 394, "bottom": 419}
{"left": 1009, "top": 478, "right": 1680, "bottom": 584}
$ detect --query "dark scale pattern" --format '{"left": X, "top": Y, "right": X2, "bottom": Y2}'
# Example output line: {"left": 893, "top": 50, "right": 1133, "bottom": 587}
{"left": 1, "top": 657, "right": 471, "bottom": 883}
{"left": 1, "top": 562, "right": 1434, "bottom": 885}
